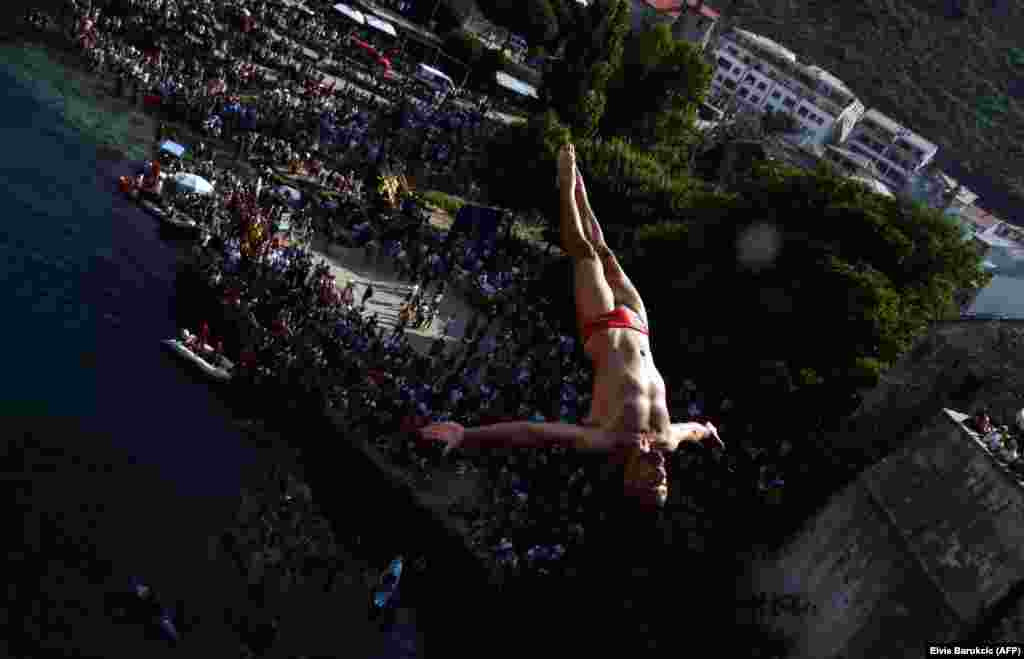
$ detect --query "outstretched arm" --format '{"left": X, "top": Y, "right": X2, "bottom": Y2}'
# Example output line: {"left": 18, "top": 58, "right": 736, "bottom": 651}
{"left": 668, "top": 421, "right": 725, "bottom": 452}
{"left": 420, "top": 421, "right": 626, "bottom": 455}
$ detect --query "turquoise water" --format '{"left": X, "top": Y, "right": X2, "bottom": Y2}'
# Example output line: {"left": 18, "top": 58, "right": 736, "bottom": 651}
{"left": 0, "top": 46, "right": 425, "bottom": 657}
{"left": 0, "top": 58, "right": 108, "bottom": 418}
{"left": 0, "top": 47, "right": 268, "bottom": 657}
{"left": 0, "top": 49, "right": 259, "bottom": 490}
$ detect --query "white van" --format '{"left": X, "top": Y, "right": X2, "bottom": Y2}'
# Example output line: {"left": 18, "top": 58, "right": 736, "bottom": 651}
{"left": 413, "top": 63, "right": 456, "bottom": 95}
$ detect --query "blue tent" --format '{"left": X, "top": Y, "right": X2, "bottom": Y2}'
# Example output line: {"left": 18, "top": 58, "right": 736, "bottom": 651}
{"left": 159, "top": 140, "right": 185, "bottom": 158}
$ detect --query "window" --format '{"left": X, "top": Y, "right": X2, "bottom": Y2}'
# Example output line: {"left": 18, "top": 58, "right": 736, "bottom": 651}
{"left": 814, "top": 116, "right": 825, "bottom": 125}
{"left": 771, "top": 91, "right": 781, "bottom": 99}
{"left": 750, "top": 95, "right": 761, "bottom": 104}
{"left": 782, "top": 97, "right": 796, "bottom": 107}
{"left": 732, "top": 64, "right": 743, "bottom": 72}
{"left": 745, "top": 73, "right": 756, "bottom": 82}
{"left": 797, "top": 107, "right": 809, "bottom": 117}
{"left": 718, "top": 57, "right": 731, "bottom": 69}
{"left": 723, "top": 78, "right": 737, "bottom": 90}
{"left": 757, "top": 81, "right": 767, "bottom": 91}
{"left": 737, "top": 88, "right": 749, "bottom": 98}
{"left": 727, "top": 46, "right": 739, "bottom": 56}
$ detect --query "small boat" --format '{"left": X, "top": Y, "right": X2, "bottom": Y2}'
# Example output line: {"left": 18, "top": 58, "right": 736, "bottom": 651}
{"left": 141, "top": 200, "right": 202, "bottom": 233}
{"left": 161, "top": 331, "right": 233, "bottom": 381}
{"left": 372, "top": 556, "right": 404, "bottom": 611}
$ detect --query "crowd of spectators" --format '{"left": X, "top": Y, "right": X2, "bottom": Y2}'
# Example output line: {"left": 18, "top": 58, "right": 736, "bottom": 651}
{"left": 55, "top": 0, "right": 812, "bottom": 582}
{"left": 969, "top": 409, "right": 1024, "bottom": 476}
{"left": 67, "top": 0, "right": 498, "bottom": 187}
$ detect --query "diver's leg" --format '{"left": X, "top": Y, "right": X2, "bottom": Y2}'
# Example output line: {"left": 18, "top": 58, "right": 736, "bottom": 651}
{"left": 559, "top": 145, "right": 614, "bottom": 338}
{"left": 575, "top": 170, "right": 648, "bottom": 326}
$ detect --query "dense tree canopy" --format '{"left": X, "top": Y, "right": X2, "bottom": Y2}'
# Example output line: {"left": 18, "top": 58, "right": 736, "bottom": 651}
{"left": 619, "top": 164, "right": 991, "bottom": 411}
{"left": 542, "top": 0, "right": 630, "bottom": 138}
{"left": 602, "top": 24, "right": 713, "bottom": 149}
{"left": 473, "top": 0, "right": 991, "bottom": 462}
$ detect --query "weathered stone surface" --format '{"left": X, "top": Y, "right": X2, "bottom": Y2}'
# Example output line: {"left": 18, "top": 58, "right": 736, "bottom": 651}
{"left": 742, "top": 409, "right": 1024, "bottom": 658}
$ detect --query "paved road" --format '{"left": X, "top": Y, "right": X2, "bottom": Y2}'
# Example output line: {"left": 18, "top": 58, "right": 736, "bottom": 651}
{"left": 309, "top": 239, "right": 477, "bottom": 357}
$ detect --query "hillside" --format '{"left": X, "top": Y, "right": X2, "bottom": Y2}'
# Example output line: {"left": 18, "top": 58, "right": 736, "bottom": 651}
{"left": 704, "top": 0, "right": 1024, "bottom": 218}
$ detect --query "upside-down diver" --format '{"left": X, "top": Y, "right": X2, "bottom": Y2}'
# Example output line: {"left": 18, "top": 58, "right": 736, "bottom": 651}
{"left": 420, "top": 143, "right": 724, "bottom": 508}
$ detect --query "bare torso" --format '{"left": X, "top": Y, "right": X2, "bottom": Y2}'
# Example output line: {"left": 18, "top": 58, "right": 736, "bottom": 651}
{"left": 582, "top": 326, "right": 673, "bottom": 448}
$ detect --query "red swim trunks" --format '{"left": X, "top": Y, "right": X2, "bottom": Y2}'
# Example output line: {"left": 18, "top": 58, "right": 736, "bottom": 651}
{"left": 581, "top": 305, "right": 649, "bottom": 346}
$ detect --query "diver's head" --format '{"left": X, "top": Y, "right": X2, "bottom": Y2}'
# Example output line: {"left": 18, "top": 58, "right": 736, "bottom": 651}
{"left": 622, "top": 438, "right": 668, "bottom": 509}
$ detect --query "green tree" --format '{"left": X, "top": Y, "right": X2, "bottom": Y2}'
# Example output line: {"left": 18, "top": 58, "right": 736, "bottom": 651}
{"left": 543, "top": 0, "right": 630, "bottom": 138}
{"left": 617, "top": 163, "right": 989, "bottom": 424}
{"left": 476, "top": 110, "right": 571, "bottom": 211}
{"left": 602, "top": 24, "right": 713, "bottom": 147}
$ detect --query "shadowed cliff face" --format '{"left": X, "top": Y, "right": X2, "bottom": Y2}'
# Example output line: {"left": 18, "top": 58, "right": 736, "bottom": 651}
{"left": 837, "top": 320, "right": 1024, "bottom": 457}
{"left": 739, "top": 409, "right": 1024, "bottom": 659}
{"left": 733, "top": 319, "right": 1024, "bottom": 657}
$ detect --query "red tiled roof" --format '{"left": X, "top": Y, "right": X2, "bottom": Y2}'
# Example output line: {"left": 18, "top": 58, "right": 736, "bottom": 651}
{"left": 644, "top": 0, "right": 681, "bottom": 10}
{"left": 644, "top": 0, "right": 720, "bottom": 20}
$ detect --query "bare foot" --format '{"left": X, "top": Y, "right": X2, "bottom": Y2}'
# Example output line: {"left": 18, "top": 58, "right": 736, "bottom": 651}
{"left": 557, "top": 143, "right": 576, "bottom": 190}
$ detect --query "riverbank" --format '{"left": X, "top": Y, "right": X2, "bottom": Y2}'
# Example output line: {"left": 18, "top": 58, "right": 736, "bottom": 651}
{"left": 13, "top": 11, "right": 738, "bottom": 657}
{"left": 0, "top": 20, "right": 434, "bottom": 657}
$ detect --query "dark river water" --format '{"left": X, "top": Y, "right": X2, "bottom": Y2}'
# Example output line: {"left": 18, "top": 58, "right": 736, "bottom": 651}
{"left": 0, "top": 42, "right": 424, "bottom": 658}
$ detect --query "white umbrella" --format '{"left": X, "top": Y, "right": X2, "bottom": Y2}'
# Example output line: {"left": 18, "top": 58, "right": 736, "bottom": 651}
{"left": 364, "top": 14, "right": 396, "bottom": 38}
{"left": 174, "top": 172, "right": 215, "bottom": 195}
{"left": 333, "top": 3, "right": 365, "bottom": 24}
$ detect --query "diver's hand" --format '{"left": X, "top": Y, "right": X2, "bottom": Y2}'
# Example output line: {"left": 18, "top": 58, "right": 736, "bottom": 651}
{"left": 418, "top": 422, "right": 465, "bottom": 456}
{"left": 702, "top": 422, "right": 725, "bottom": 451}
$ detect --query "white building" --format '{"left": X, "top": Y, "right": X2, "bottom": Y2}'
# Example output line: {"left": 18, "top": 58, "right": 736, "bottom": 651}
{"left": 708, "top": 28, "right": 866, "bottom": 149}
{"left": 841, "top": 108, "right": 938, "bottom": 194}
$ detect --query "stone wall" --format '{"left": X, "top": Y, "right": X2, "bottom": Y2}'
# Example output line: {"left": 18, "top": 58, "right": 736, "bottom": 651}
{"left": 835, "top": 320, "right": 1024, "bottom": 457}
{"left": 740, "top": 409, "right": 1024, "bottom": 657}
